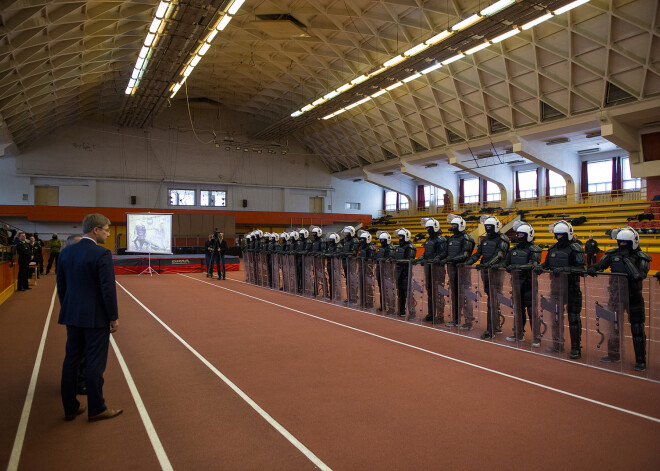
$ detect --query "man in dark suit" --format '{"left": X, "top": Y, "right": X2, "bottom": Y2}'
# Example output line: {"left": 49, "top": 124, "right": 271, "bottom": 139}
{"left": 57, "top": 213, "right": 122, "bottom": 422}
{"left": 16, "top": 232, "right": 32, "bottom": 291}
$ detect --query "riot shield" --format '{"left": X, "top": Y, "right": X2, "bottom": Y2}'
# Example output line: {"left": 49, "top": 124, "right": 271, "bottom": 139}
{"left": 269, "top": 253, "right": 280, "bottom": 290}
{"left": 584, "top": 273, "right": 627, "bottom": 372}
{"left": 302, "top": 255, "right": 316, "bottom": 297}
{"left": 362, "top": 259, "right": 380, "bottom": 313}
{"left": 258, "top": 253, "right": 269, "bottom": 287}
{"left": 313, "top": 256, "right": 328, "bottom": 300}
{"left": 406, "top": 262, "right": 428, "bottom": 324}
{"left": 379, "top": 260, "right": 398, "bottom": 316}
{"left": 331, "top": 257, "right": 346, "bottom": 304}
{"left": 488, "top": 268, "right": 524, "bottom": 347}
{"left": 346, "top": 257, "right": 362, "bottom": 307}
{"left": 244, "top": 252, "right": 253, "bottom": 283}
{"left": 456, "top": 266, "right": 488, "bottom": 339}
{"left": 648, "top": 278, "right": 659, "bottom": 380}
{"left": 431, "top": 264, "right": 452, "bottom": 329}
{"left": 532, "top": 271, "right": 569, "bottom": 359}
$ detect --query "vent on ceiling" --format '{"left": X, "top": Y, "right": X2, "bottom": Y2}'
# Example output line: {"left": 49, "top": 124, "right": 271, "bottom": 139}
{"left": 447, "top": 129, "right": 464, "bottom": 143}
{"left": 477, "top": 152, "right": 494, "bottom": 159}
{"left": 488, "top": 116, "right": 509, "bottom": 134}
{"left": 605, "top": 82, "right": 635, "bottom": 107}
{"left": 383, "top": 171, "right": 395, "bottom": 176}
{"left": 506, "top": 160, "right": 526, "bottom": 165}
{"left": 577, "top": 148, "right": 600, "bottom": 155}
{"left": 585, "top": 131, "right": 601, "bottom": 139}
{"left": 545, "top": 137, "right": 570, "bottom": 145}
{"left": 352, "top": 178, "right": 362, "bottom": 182}
{"left": 424, "top": 163, "right": 438, "bottom": 168}
{"left": 410, "top": 139, "right": 428, "bottom": 153}
{"left": 252, "top": 14, "right": 310, "bottom": 38}
{"left": 381, "top": 147, "right": 398, "bottom": 160}
{"left": 541, "top": 102, "right": 566, "bottom": 121}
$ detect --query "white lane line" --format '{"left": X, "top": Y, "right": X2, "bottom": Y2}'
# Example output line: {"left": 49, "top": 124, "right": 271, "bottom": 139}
{"left": 181, "top": 273, "right": 660, "bottom": 425}
{"left": 110, "top": 336, "right": 173, "bottom": 471}
{"left": 7, "top": 288, "right": 57, "bottom": 471}
{"left": 116, "top": 281, "right": 332, "bottom": 471}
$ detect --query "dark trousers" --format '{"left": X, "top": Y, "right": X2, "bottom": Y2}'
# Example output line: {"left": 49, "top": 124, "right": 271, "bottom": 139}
{"left": 47, "top": 252, "right": 59, "bottom": 273}
{"left": 205, "top": 253, "right": 212, "bottom": 273}
{"left": 18, "top": 261, "right": 29, "bottom": 289}
{"left": 61, "top": 325, "right": 110, "bottom": 417}
{"left": 586, "top": 253, "right": 597, "bottom": 265}
{"left": 209, "top": 254, "right": 225, "bottom": 277}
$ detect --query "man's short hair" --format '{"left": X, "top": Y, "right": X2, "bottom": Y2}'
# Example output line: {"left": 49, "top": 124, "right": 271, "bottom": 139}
{"left": 82, "top": 214, "right": 110, "bottom": 234}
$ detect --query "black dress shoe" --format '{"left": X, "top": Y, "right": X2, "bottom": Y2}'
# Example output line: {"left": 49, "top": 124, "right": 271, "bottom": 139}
{"left": 17, "top": 288, "right": 25, "bottom": 291}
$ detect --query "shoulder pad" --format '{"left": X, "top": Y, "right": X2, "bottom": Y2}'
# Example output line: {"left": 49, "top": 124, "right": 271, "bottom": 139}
{"left": 605, "top": 248, "right": 618, "bottom": 255}
{"left": 529, "top": 244, "right": 542, "bottom": 253}
{"left": 637, "top": 250, "right": 652, "bottom": 261}
{"left": 464, "top": 234, "right": 474, "bottom": 242}
{"left": 570, "top": 243, "right": 584, "bottom": 253}
{"left": 500, "top": 233, "right": 509, "bottom": 242}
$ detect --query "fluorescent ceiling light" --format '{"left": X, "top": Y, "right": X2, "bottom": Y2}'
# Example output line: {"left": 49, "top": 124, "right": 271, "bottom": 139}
{"left": 369, "top": 67, "right": 387, "bottom": 77}
{"left": 452, "top": 14, "right": 480, "bottom": 31}
{"left": 198, "top": 43, "right": 211, "bottom": 55}
{"left": 191, "top": 55, "right": 202, "bottom": 67}
{"left": 322, "top": 113, "right": 335, "bottom": 120}
{"left": 312, "top": 97, "right": 326, "bottom": 106}
{"left": 337, "top": 83, "right": 353, "bottom": 93}
{"left": 139, "top": 46, "right": 149, "bottom": 58}
{"left": 351, "top": 75, "right": 368, "bottom": 85}
{"left": 356, "top": 97, "right": 371, "bottom": 105}
{"left": 128, "top": 79, "right": 136, "bottom": 88}
{"left": 371, "top": 89, "right": 387, "bottom": 98}
{"left": 144, "top": 33, "right": 156, "bottom": 47}
{"left": 217, "top": 15, "right": 232, "bottom": 31}
{"left": 135, "top": 57, "right": 145, "bottom": 70}
{"left": 426, "top": 30, "right": 452, "bottom": 45}
{"left": 131, "top": 68, "right": 140, "bottom": 79}
{"left": 386, "top": 82, "right": 403, "bottom": 90}
{"left": 421, "top": 62, "right": 442, "bottom": 74}
{"left": 383, "top": 55, "right": 405, "bottom": 68}
{"left": 291, "top": 110, "right": 303, "bottom": 117}
{"left": 149, "top": 18, "right": 162, "bottom": 33}
{"left": 404, "top": 43, "right": 430, "bottom": 56}
{"left": 206, "top": 29, "right": 219, "bottom": 42}
{"left": 465, "top": 42, "right": 490, "bottom": 55}
{"left": 301, "top": 104, "right": 314, "bottom": 112}
{"left": 324, "top": 90, "right": 340, "bottom": 100}
{"left": 442, "top": 53, "right": 465, "bottom": 65}
{"left": 334, "top": 108, "right": 346, "bottom": 115}
{"left": 228, "top": 0, "right": 245, "bottom": 15}
{"left": 125, "top": 86, "right": 133, "bottom": 95}
{"left": 480, "top": 0, "right": 515, "bottom": 16}
{"left": 402, "top": 73, "right": 421, "bottom": 82}
{"left": 345, "top": 101, "right": 360, "bottom": 110}
{"left": 491, "top": 28, "right": 520, "bottom": 43}
{"left": 155, "top": 1, "right": 169, "bottom": 19}
{"left": 522, "top": 13, "right": 553, "bottom": 30}
{"left": 554, "top": 0, "right": 590, "bottom": 15}
{"left": 183, "top": 65, "right": 194, "bottom": 77}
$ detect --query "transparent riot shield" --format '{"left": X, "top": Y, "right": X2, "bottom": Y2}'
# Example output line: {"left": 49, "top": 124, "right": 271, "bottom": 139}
{"left": 584, "top": 273, "right": 627, "bottom": 372}
{"left": 532, "top": 271, "right": 569, "bottom": 359}
{"left": 258, "top": 253, "right": 269, "bottom": 287}
{"left": 346, "top": 257, "right": 362, "bottom": 307}
{"left": 648, "top": 277, "right": 659, "bottom": 380}
{"left": 302, "top": 255, "right": 315, "bottom": 297}
{"left": 244, "top": 252, "right": 253, "bottom": 283}
{"left": 379, "top": 260, "right": 398, "bottom": 316}
{"left": 331, "top": 257, "right": 345, "bottom": 304}
{"left": 406, "top": 263, "right": 428, "bottom": 324}
{"left": 270, "top": 253, "right": 280, "bottom": 290}
{"left": 457, "top": 266, "right": 488, "bottom": 339}
{"left": 431, "top": 264, "right": 452, "bottom": 329}
{"left": 362, "top": 259, "right": 380, "bottom": 313}
{"left": 313, "top": 256, "right": 328, "bottom": 300}
{"left": 287, "top": 254, "right": 299, "bottom": 295}
{"left": 488, "top": 268, "right": 524, "bottom": 348}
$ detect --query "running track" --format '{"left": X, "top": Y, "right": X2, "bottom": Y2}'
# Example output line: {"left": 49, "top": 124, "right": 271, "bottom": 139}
{"left": 1, "top": 271, "right": 659, "bottom": 470}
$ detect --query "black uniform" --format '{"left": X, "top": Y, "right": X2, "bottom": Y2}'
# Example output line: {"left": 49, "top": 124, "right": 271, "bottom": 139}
{"left": 585, "top": 238, "right": 600, "bottom": 265}
{"left": 34, "top": 236, "right": 44, "bottom": 274}
{"left": 375, "top": 240, "right": 394, "bottom": 311}
{"left": 16, "top": 239, "right": 32, "bottom": 290}
{"left": 501, "top": 239, "right": 542, "bottom": 341}
{"left": 30, "top": 242, "right": 40, "bottom": 279}
{"left": 414, "top": 231, "right": 448, "bottom": 321}
{"left": 205, "top": 238, "right": 215, "bottom": 277}
{"left": 588, "top": 246, "right": 650, "bottom": 369}
{"left": 439, "top": 231, "right": 475, "bottom": 326}
{"left": 465, "top": 231, "right": 509, "bottom": 336}
{"left": 355, "top": 239, "right": 377, "bottom": 307}
{"left": 294, "top": 237, "right": 307, "bottom": 293}
{"left": 310, "top": 235, "right": 326, "bottom": 295}
{"left": 392, "top": 239, "right": 416, "bottom": 316}
{"left": 536, "top": 238, "right": 586, "bottom": 357}
{"left": 324, "top": 240, "right": 340, "bottom": 298}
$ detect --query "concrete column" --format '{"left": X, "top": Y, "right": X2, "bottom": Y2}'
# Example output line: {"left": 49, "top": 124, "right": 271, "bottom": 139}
{"left": 363, "top": 169, "right": 416, "bottom": 209}
{"left": 447, "top": 149, "right": 513, "bottom": 207}
{"left": 399, "top": 160, "right": 458, "bottom": 208}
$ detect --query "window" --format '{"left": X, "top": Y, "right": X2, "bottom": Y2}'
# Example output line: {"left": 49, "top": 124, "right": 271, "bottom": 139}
{"left": 423, "top": 186, "right": 446, "bottom": 207}
{"left": 385, "top": 191, "right": 397, "bottom": 211}
{"left": 622, "top": 158, "right": 642, "bottom": 190}
{"left": 463, "top": 178, "right": 479, "bottom": 203}
{"left": 436, "top": 188, "right": 446, "bottom": 206}
{"left": 169, "top": 189, "right": 195, "bottom": 206}
{"left": 424, "top": 186, "right": 431, "bottom": 208}
{"left": 486, "top": 181, "right": 500, "bottom": 202}
{"left": 548, "top": 170, "right": 566, "bottom": 196}
{"left": 345, "top": 202, "right": 361, "bottom": 210}
{"left": 200, "top": 190, "right": 227, "bottom": 207}
{"left": 518, "top": 170, "right": 537, "bottom": 199}
{"left": 399, "top": 196, "right": 409, "bottom": 210}
{"left": 587, "top": 160, "right": 612, "bottom": 193}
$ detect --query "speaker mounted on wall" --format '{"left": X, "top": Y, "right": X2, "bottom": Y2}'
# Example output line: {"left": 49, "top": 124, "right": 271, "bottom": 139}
{"left": 242, "top": 199, "right": 248, "bottom": 208}
{"left": 130, "top": 196, "right": 137, "bottom": 205}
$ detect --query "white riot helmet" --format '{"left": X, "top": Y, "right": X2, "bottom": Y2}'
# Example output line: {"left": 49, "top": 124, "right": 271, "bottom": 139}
{"left": 396, "top": 227, "right": 411, "bottom": 242}
{"left": 611, "top": 226, "right": 639, "bottom": 250}
{"left": 255, "top": 229, "right": 263, "bottom": 238}
{"left": 246, "top": 233, "right": 252, "bottom": 240}
{"left": 280, "top": 232, "right": 290, "bottom": 241}
{"left": 422, "top": 217, "right": 440, "bottom": 233}
{"left": 447, "top": 214, "right": 466, "bottom": 232}
{"left": 513, "top": 220, "right": 534, "bottom": 242}
{"left": 549, "top": 220, "right": 573, "bottom": 240}
{"left": 328, "top": 232, "right": 340, "bottom": 243}
{"left": 480, "top": 214, "right": 501, "bottom": 233}
{"left": 272, "top": 233, "right": 279, "bottom": 241}
{"left": 299, "top": 228, "right": 309, "bottom": 239}
{"left": 377, "top": 231, "right": 391, "bottom": 244}
{"left": 311, "top": 226, "right": 322, "bottom": 237}
{"left": 343, "top": 225, "right": 356, "bottom": 237}
{"left": 290, "top": 230, "right": 299, "bottom": 241}
{"left": 358, "top": 230, "right": 372, "bottom": 244}
{"left": 263, "top": 232, "right": 271, "bottom": 239}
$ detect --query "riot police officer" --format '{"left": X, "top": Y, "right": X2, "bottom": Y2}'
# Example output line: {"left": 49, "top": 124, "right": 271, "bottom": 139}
{"left": 501, "top": 221, "right": 542, "bottom": 344}
{"left": 340, "top": 226, "right": 359, "bottom": 302}
{"left": 292, "top": 230, "right": 305, "bottom": 293}
{"left": 438, "top": 215, "right": 475, "bottom": 327}
{"left": 587, "top": 227, "right": 650, "bottom": 371}
{"left": 412, "top": 218, "right": 447, "bottom": 322}
{"left": 325, "top": 232, "right": 342, "bottom": 299}
{"left": 375, "top": 231, "right": 394, "bottom": 311}
{"left": 534, "top": 220, "right": 586, "bottom": 359}
{"left": 463, "top": 215, "right": 509, "bottom": 339}
{"left": 279, "top": 232, "right": 291, "bottom": 252}
{"left": 392, "top": 228, "right": 416, "bottom": 317}
{"left": 310, "top": 226, "right": 325, "bottom": 255}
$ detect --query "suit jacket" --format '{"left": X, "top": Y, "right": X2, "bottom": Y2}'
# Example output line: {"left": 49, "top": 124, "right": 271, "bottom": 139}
{"left": 57, "top": 238, "right": 118, "bottom": 328}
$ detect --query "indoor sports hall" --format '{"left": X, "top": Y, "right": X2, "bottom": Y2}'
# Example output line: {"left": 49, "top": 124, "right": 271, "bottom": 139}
{"left": 1, "top": 0, "right": 660, "bottom": 469}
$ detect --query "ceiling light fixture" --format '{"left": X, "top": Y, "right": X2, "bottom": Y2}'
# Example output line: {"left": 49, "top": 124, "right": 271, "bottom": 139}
{"left": 554, "top": 0, "right": 590, "bottom": 15}
{"left": 451, "top": 14, "right": 480, "bottom": 31}
{"left": 521, "top": 12, "right": 553, "bottom": 30}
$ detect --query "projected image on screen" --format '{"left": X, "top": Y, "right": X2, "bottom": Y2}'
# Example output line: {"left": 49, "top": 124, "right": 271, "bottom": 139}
{"left": 127, "top": 213, "right": 172, "bottom": 254}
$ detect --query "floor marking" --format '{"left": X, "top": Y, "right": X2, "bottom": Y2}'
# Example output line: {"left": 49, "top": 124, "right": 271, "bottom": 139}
{"left": 116, "top": 282, "right": 332, "bottom": 471}
{"left": 180, "top": 274, "right": 660, "bottom": 425}
{"left": 110, "top": 336, "right": 173, "bottom": 471}
{"left": 7, "top": 288, "right": 57, "bottom": 471}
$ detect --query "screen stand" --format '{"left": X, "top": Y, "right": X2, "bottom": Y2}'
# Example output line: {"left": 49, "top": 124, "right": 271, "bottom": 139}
{"left": 139, "top": 251, "right": 158, "bottom": 276}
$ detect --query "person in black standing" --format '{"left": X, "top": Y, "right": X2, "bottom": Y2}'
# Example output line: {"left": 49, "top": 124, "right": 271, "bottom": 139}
{"left": 209, "top": 230, "right": 228, "bottom": 280}
{"left": 29, "top": 236, "right": 40, "bottom": 280}
{"left": 16, "top": 232, "right": 33, "bottom": 291}
{"left": 216, "top": 231, "right": 228, "bottom": 280}
{"left": 205, "top": 234, "right": 214, "bottom": 278}
{"left": 585, "top": 234, "right": 600, "bottom": 265}
{"left": 392, "top": 228, "right": 416, "bottom": 317}
{"left": 412, "top": 218, "right": 447, "bottom": 322}
{"left": 34, "top": 233, "right": 44, "bottom": 275}
{"left": 375, "top": 231, "right": 394, "bottom": 311}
